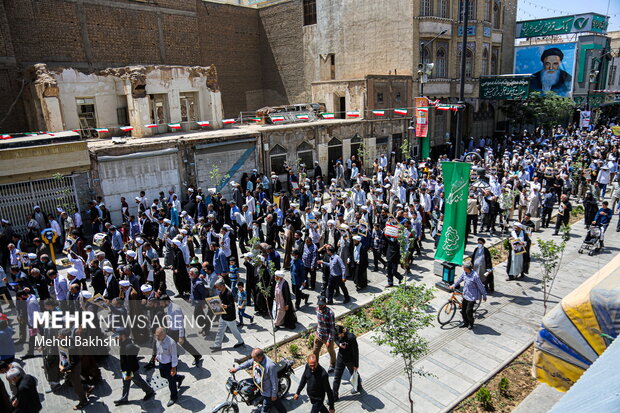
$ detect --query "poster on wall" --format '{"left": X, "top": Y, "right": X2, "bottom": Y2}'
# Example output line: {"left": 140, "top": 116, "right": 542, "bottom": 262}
{"left": 514, "top": 42, "right": 577, "bottom": 97}
{"left": 415, "top": 108, "right": 428, "bottom": 138}
{"left": 579, "top": 111, "right": 591, "bottom": 128}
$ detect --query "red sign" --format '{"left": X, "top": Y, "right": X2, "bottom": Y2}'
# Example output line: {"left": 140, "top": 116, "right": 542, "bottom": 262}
{"left": 416, "top": 108, "right": 428, "bottom": 138}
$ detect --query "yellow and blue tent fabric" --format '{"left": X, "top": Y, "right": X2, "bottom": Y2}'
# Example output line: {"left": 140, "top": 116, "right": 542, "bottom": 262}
{"left": 533, "top": 254, "right": 620, "bottom": 392}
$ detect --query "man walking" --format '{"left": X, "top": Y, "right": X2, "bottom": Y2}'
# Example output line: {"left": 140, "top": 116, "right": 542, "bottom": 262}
{"left": 154, "top": 327, "right": 185, "bottom": 407}
{"left": 114, "top": 328, "right": 155, "bottom": 405}
{"left": 294, "top": 354, "right": 335, "bottom": 413}
{"left": 321, "top": 246, "right": 349, "bottom": 305}
{"left": 332, "top": 325, "right": 361, "bottom": 401}
{"left": 211, "top": 279, "right": 245, "bottom": 351}
{"left": 313, "top": 296, "right": 336, "bottom": 373}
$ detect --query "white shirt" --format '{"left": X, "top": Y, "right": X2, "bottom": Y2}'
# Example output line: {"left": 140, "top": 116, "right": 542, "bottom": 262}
{"left": 74, "top": 212, "right": 83, "bottom": 227}
{"left": 156, "top": 335, "right": 178, "bottom": 367}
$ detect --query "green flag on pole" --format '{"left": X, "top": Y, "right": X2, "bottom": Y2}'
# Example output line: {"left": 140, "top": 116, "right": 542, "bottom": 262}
{"left": 434, "top": 161, "right": 471, "bottom": 265}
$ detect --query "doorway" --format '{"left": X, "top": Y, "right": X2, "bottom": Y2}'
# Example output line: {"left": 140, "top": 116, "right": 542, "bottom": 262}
{"left": 327, "top": 137, "right": 343, "bottom": 178}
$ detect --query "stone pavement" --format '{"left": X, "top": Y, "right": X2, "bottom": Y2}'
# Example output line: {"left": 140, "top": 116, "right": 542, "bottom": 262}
{"left": 5, "top": 211, "right": 616, "bottom": 412}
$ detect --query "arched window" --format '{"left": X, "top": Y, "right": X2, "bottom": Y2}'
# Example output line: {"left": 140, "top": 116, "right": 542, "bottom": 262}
{"left": 482, "top": 48, "right": 489, "bottom": 76}
{"left": 421, "top": 0, "right": 433, "bottom": 16}
{"left": 493, "top": 1, "right": 501, "bottom": 29}
{"left": 436, "top": 46, "right": 447, "bottom": 78}
{"left": 459, "top": 0, "right": 476, "bottom": 21}
{"left": 484, "top": 0, "right": 491, "bottom": 21}
{"left": 350, "top": 135, "right": 363, "bottom": 162}
{"left": 491, "top": 49, "right": 498, "bottom": 75}
{"left": 297, "top": 141, "right": 314, "bottom": 169}
{"left": 465, "top": 49, "right": 473, "bottom": 78}
{"left": 270, "top": 144, "right": 288, "bottom": 175}
{"left": 420, "top": 44, "right": 431, "bottom": 67}
{"left": 438, "top": 0, "right": 449, "bottom": 18}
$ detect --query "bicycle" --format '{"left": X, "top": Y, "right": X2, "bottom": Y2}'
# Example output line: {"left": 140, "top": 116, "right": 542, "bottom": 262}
{"left": 436, "top": 290, "right": 481, "bottom": 326}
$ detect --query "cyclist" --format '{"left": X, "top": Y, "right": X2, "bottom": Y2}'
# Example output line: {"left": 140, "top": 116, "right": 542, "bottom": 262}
{"left": 449, "top": 262, "right": 487, "bottom": 330}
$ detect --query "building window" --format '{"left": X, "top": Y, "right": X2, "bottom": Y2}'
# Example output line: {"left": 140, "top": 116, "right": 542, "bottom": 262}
{"left": 493, "top": 0, "right": 501, "bottom": 29}
{"left": 297, "top": 141, "right": 314, "bottom": 169}
{"left": 180, "top": 92, "right": 198, "bottom": 122}
{"left": 303, "top": 0, "right": 317, "bottom": 26}
{"left": 434, "top": 109, "right": 447, "bottom": 143}
{"left": 395, "top": 91, "right": 402, "bottom": 103}
{"left": 270, "top": 145, "right": 288, "bottom": 175}
{"left": 459, "top": 0, "right": 476, "bottom": 21}
{"left": 76, "top": 97, "right": 96, "bottom": 129}
{"left": 421, "top": 0, "right": 433, "bottom": 16}
{"left": 491, "top": 48, "right": 499, "bottom": 75}
{"left": 436, "top": 45, "right": 447, "bottom": 78}
{"left": 350, "top": 135, "right": 363, "bottom": 162}
{"left": 376, "top": 92, "right": 384, "bottom": 104}
{"left": 458, "top": 48, "right": 474, "bottom": 78}
{"left": 609, "top": 65, "right": 618, "bottom": 86}
{"left": 482, "top": 48, "right": 489, "bottom": 76}
{"left": 438, "top": 0, "right": 449, "bottom": 18}
{"left": 149, "top": 94, "right": 169, "bottom": 124}
{"left": 484, "top": 0, "right": 491, "bottom": 21}
{"left": 420, "top": 44, "right": 431, "bottom": 66}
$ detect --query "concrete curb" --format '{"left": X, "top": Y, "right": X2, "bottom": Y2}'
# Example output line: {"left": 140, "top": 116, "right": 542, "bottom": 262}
{"left": 439, "top": 339, "right": 534, "bottom": 413}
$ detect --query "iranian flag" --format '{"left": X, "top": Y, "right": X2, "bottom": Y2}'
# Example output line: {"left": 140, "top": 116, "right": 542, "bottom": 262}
{"left": 145, "top": 124, "right": 159, "bottom": 128}
{"left": 1, "top": 134, "right": 10, "bottom": 140}
{"left": 296, "top": 114, "right": 309, "bottom": 120}
{"left": 346, "top": 111, "right": 360, "bottom": 118}
{"left": 322, "top": 113, "right": 335, "bottom": 119}
{"left": 120, "top": 126, "right": 133, "bottom": 132}
{"left": 249, "top": 117, "right": 261, "bottom": 122}
{"left": 436, "top": 105, "right": 451, "bottom": 111}
{"left": 95, "top": 128, "right": 109, "bottom": 133}
{"left": 72, "top": 129, "right": 81, "bottom": 133}
{"left": 394, "top": 108, "right": 408, "bottom": 115}
{"left": 372, "top": 110, "right": 385, "bottom": 116}
{"left": 223, "top": 119, "right": 236, "bottom": 125}
{"left": 197, "top": 121, "right": 210, "bottom": 127}
{"left": 47, "top": 133, "right": 55, "bottom": 136}
{"left": 271, "top": 115, "right": 285, "bottom": 122}
{"left": 168, "top": 123, "right": 181, "bottom": 129}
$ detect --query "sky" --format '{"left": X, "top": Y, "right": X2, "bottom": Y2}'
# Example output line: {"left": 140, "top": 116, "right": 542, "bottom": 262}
{"left": 516, "top": 0, "right": 620, "bottom": 32}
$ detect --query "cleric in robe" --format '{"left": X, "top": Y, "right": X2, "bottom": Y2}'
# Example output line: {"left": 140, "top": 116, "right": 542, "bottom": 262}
{"left": 529, "top": 47, "right": 572, "bottom": 96}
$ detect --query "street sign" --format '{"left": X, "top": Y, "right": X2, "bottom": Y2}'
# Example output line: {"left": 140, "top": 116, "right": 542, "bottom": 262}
{"left": 479, "top": 75, "right": 530, "bottom": 100}
{"left": 516, "top": 13, "right": 609, "bottom": 38}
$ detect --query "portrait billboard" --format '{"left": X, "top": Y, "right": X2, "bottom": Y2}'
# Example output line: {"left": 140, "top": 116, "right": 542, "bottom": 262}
{"left": 514, "top": 43, "right": 576, "bottom": 97}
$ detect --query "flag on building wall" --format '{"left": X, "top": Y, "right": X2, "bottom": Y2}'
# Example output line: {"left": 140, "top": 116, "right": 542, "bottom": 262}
{"left": 271, "top": 115, "right": 285, "bottom": 122}
{"left": 223, "top": 119, "right": 236, "bottom": 125}
{"left": 120, "top": 126, "right": 133, "bottom": 132}
{"left": 296, "top": 114, "right": 309, "bottom": 120}
{"left": 1, "top": 134, "right": 10, "bottom": 140}
{"left": 95, "top": 128, "right": 109, "bottom": 133}
{"left": 394, "top": 108, "right": 408, "bottom": 115}
{"left": 372, "top": 110, "right": 385, "bottom": 116}
{"left": 145, "top": 124, "right": 158, "bottom": 128}
{"left": 434, "top": 162, "right": 471, "bottom": 265}
{"left": 249, "top": 117, "right": 261, "bottom": 122}
{"left": 197, "top": 121, "right": 210, "bottom": 126}
{"left": 322, "top": 113, "right": 335, "bottom": 119}
{"left": 415, "top": 107, "right": 428, "bottom": 138}
{"left": 346, "top": 111, "right": 360, "bottom": 118}
{"left": 168, "top": 123, "right": 181, "bottom": 129}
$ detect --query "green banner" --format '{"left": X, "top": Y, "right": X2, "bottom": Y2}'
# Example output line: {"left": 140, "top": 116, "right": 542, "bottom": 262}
{"left": 516, "top": 13, "right": 609, "bottom": 38}
{"left": 434, "top": 162, "right": 471, "bottom": 265}
{"left": 479, "top": 76, "right": 530, "bottom": 100}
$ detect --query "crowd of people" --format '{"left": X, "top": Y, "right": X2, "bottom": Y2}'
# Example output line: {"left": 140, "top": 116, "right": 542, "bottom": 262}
{"left": 0, "top": 122, "right": 619, "bottom": 411}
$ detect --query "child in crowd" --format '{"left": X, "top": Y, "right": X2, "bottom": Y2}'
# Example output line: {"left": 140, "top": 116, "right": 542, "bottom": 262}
{"left": 229, "top": 257, "right": 239, "bottom": 299}
{"left": 236, "top": 282, "right": 254, "bottom": 326}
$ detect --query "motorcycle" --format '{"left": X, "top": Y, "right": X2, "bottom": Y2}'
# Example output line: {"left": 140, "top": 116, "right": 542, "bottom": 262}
{"left": 212, "top": 358, "right": 294, "bottom": 413}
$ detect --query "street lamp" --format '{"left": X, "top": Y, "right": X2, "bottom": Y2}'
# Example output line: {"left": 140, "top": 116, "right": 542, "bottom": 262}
{"left": 418, "top": 30, "right": 447, "bottom": 97}
{"left": 587, "top": 69, "right": 599, "bottom": 111}
{"left": 454, "top": 0, "right": 470, "bottom": 160}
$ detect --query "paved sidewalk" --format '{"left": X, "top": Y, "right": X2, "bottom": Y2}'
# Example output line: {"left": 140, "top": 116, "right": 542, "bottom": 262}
{"left": 5, "top": 213, "right": 614, "bottom": 412}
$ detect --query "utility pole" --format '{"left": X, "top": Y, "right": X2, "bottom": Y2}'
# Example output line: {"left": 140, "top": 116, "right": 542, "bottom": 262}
{"left": 454, "top": 0, "right": 470, "bottom": 160}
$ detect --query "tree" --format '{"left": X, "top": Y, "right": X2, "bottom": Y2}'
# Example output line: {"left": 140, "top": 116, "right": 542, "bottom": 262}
{"left": 373, "top": 283, "right": 435, "bottom": 413}
{"left": 532, "top": 232, "right": 568, "bottom": 314}
{"left": 500, "top": 91, "right": 575, "bottom": 130}
{"left": 207, "top": 165, "right": 231, "bottom": 192}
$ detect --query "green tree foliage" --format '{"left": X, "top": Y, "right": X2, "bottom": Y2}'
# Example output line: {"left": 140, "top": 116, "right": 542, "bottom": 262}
{"left": 500, "top": 91, "right": 575, "bottom": 129}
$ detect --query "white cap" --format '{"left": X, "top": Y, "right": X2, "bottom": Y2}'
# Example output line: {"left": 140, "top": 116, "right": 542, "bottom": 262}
{"left": 1, "top": 219, "right": 8, "bottom": 224}
{"left": 327, "top": 219, "right": 336, "bottom": 225}
{"left": 33, "top": 205, "right": 40, "bottom": 210}
{"left": 56, "top": 207, "right": 64, "bottom": 213}
{"left": 163, "top": 218, "right": 171, "bottom": 224}
{"left": 208, "top": 188, "right": 216, "bottom": 194}
{"left": 172, "top": 240, "right": 182, "bottom": 246}
{"left": 119, "top": 280, "right": 131, "bottom": 287}
{"left": 135, "top": 197, "right": 141, "bottom": 201}
{"left": 223, "top": 224, "right": 232, "bottom": 231}
{"left": 180, "top": 229, "right": 188, "bottom": 235}
{"left": 80, "top": 291, "right": 93, "bottom": 299}
{"left": 361, "top": 206, "right": 368, "bottom": 210}
{"left": 103, "top": 266, "right": 114, "bottom": 273}
{"left": 135, "top": 237, "right": 144, "bottom": 245}
{"left": 244, "top": 252, "right": 254, "bottom": 258}
{"left": 353, "top": 235, "right": 362, "bottom": 241}
{"left": 140, "top": 284, "right": 153, "bottom": 293}
{"left": 126, "top": 250, "right": 137, "bottom": 258}
{"left": 67, "top": 268, "right": 78, "bottom": 276}
{"left": 340, "top": 224, "right": 349, "bottom": 230}
{"left": 188, "top": 188, "right": 194, "bottom": 192}
{"left": 274, "top": 270, "right": 285, "bottom": 277}
{"left": 27, "top": 253, "right": 37, "bottom": 260}
{"left": 196, "top": 195, "right": 202, "bottom": 200}
{"left": 181, "top": 211, "right": 187, "bottom": 216}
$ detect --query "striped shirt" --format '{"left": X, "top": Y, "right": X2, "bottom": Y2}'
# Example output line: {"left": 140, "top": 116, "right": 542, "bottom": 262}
{"left": 316, "top": 306, "right": 335, "bottom": 343}
{"left": 452, "top": 270, "right": 487, "bottom": 302}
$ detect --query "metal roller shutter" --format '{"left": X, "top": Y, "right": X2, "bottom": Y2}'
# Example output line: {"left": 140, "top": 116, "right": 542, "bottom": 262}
{"left": 97, "top": 148, "right": 181, "bottom": 223}
{"left": 194, "top": 139, "right": 258, "bottom": 199}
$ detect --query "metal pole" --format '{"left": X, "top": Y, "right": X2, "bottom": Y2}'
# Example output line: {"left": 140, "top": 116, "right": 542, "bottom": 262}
{"left": 454, "top": 0, "right": 469, "bottom": 160}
